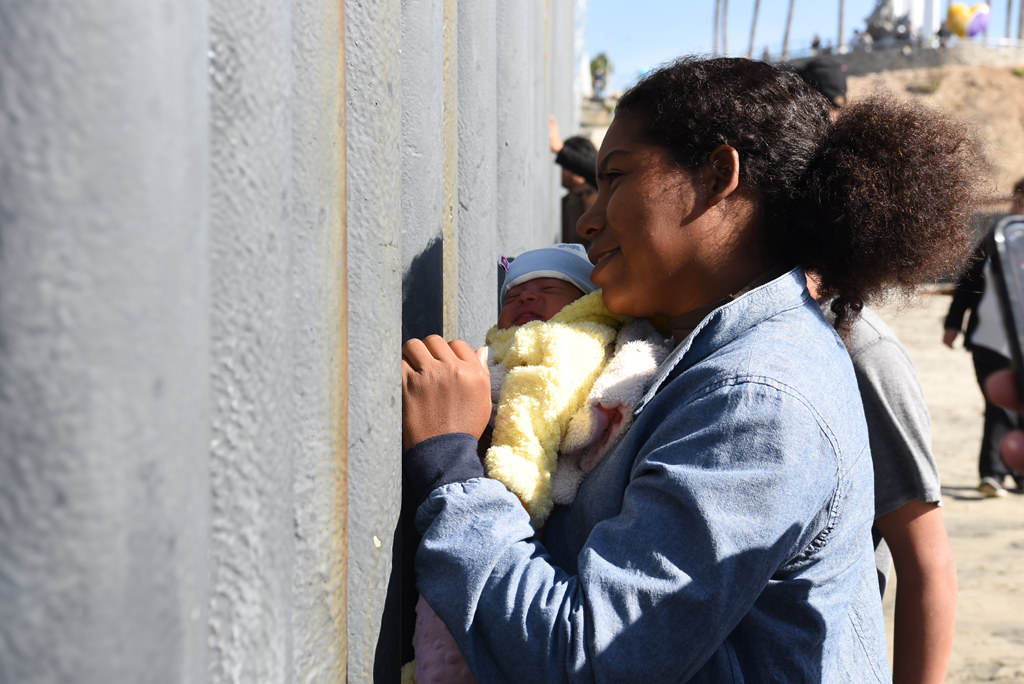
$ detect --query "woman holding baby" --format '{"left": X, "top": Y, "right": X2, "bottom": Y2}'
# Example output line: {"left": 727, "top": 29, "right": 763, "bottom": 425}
{"left": 401, "top": 57, "right": 981, "bottom": 682}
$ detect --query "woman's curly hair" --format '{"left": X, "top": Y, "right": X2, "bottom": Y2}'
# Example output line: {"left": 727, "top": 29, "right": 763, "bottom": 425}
{"left": 615, "top": 56, "right": 985, "bottom": 331}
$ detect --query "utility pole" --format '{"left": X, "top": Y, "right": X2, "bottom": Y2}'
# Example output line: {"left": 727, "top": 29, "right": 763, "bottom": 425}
{"left": 722, "top": 0, "right": 730, "bottom": 55}
{"left": 748, "top": 0, "right": 762, "bottom": 58}
{"left": 714, "top": 0, "right": 721, "bottom": 55}
{"left": 1019, "top": 0, "right": 1024, "bottom": 43}
{"left": 782, "top": 0, "right": 795, "bottom": 60}
{"left": 838, "top": 0, "right": 846, "bottom": 52}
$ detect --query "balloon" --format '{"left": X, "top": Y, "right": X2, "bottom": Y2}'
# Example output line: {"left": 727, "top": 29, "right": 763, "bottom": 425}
{"left": 966, "top": 3, "right": 990, "bottom": 37}
{"left": 947, "top": 3, "right": 990, "bottom": 38}
{"left": 947, "top": 3, "right": 970, "bottom": 38}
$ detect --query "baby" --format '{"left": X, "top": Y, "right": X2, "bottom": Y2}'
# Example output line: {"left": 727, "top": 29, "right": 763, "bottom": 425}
{"left": 487, "top": 243, "right": 644, "bottom": 524}
{"left": 497, "top": 243, "right": 597, "bottom": 320}
{"left": 406, "top": 244, "right": 670, "bottom": 684}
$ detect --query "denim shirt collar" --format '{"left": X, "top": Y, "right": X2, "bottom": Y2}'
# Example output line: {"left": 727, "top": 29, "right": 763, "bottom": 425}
{"left": 634, "top": 266, "right": 811, "bottom": 416}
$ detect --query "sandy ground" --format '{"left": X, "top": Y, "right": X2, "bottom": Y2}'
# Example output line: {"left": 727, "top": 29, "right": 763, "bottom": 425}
{"left": 874, "top": 290, "right": 1024, "bottom": 681}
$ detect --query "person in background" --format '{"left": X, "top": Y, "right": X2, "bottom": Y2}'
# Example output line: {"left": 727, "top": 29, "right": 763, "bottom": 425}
{"left": 809, "top": 278, "right": 957, "bottom": 683}
{"left": 549, "top": 116, "right": 597, "bottom": 245}
{"left": 798, "top": 63, "right": 957, "bottom": 683}
{"left": 403, "top": 57, "right": 981, "bottom": 682}
{"left": 943, "top": 177, "right": 1024, "bottom": 497}
{"left": 985, "top": 183, "right": 1024, "bottom": 474}
{"left": 796, "top": 55, "right": 847, "bottom": 109}
{"left": 938, "top": 21, "right": 952, "bottom": 48}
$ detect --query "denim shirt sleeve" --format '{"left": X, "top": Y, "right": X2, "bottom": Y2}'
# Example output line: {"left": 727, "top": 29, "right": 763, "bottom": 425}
{"left": 414, "top": 374, "right": 849, "bottom": 683}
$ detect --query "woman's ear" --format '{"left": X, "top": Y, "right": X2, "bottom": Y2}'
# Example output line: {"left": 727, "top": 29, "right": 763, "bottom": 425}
{"left": 706, "top": 145, "right": 740, "bottom": 208}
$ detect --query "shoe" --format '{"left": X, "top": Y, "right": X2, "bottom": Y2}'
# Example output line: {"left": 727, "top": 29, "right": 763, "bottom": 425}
{"left": 978, "top": 477, "right": 1008, "bottom": 498}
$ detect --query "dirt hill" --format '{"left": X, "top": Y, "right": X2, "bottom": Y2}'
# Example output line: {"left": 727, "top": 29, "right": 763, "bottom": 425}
{"left": 847, "top": 63, "right": 1024, "bottom": 200}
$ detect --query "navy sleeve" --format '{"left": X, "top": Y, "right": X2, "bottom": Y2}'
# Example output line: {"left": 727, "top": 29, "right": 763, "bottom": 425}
{"left": 403, "top": 432, "right": 485, "bottom": 510}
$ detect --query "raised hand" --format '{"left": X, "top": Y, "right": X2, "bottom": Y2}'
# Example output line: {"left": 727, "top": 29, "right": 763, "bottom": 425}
{"left": 401, "top": 336, "right": 491, "bottom": 451}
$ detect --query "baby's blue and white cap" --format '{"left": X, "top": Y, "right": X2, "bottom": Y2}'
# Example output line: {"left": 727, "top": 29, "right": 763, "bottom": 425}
{"left": 499, "top": 243, "right": 597, "bottom": 301}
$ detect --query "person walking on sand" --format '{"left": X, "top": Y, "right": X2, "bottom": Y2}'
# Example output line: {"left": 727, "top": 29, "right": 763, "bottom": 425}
{"left": 943, "top": 177, "right": 1024, "bottom": 497}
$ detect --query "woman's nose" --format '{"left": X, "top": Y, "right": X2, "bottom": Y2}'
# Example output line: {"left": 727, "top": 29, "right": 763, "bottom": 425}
{"left": 576, "top": 203, "right": 601, "bottom": 240}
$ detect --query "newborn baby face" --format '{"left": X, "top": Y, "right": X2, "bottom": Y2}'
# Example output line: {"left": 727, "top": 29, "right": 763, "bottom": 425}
{"left": 497, "top": 278, "right": 584, "bottom": 329}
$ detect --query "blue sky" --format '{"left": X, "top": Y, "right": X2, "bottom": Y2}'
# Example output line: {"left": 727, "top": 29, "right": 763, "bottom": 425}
{"left": 584, "top": 1, "right": 1021, "bottom": 92}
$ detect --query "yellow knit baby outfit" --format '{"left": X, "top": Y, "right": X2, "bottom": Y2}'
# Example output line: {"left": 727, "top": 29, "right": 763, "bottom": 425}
{"left": 483, "top": 290, "right": 629, "bottom": 525}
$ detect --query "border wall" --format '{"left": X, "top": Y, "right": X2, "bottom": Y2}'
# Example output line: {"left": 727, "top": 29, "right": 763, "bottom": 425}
{"left": 0, "top": 1, "right": 580, "bottom": 681}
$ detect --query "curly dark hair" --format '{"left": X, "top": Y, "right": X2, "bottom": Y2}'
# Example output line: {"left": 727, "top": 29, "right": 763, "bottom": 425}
{"left": 615, "top": 57, "right": 985, "bottom": 331}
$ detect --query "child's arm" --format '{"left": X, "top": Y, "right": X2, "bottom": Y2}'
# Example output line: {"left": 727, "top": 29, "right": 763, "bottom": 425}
{"left": 875, "top": 502, "right": 956, "bottom": 684}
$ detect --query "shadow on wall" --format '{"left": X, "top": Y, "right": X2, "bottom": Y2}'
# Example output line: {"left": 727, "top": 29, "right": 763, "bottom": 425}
{"left": 376, "top": 527, "right": 406, "bottom": 682}
{"left": 402, "top": 238, "right": 444, "bottom": 342}
{"left": 391, "top": 237, "right": 446, "bottom": 675}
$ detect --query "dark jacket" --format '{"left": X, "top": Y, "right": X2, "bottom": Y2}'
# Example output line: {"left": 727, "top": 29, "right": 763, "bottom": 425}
{"left": 944, "top": 240, "right": 988, "bottom": 350}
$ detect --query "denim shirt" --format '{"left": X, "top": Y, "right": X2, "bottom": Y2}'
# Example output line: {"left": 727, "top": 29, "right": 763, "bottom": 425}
{"left": 409, "top": 268, "right": 890, "bottom": 682}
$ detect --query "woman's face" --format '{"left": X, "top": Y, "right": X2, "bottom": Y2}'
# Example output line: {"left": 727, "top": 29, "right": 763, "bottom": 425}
{"left": 578, "top": 114, "right": 724, "bottom": 319}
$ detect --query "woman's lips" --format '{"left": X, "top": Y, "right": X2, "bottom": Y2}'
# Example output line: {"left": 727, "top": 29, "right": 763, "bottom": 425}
{"left": 590, "top": 247, "right": 619, "bottom": 265}
{"left": 590, "top": 248, "right": 620, "bottom": 279}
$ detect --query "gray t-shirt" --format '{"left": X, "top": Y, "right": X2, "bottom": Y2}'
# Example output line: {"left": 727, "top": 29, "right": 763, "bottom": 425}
{"left": 841, "top": 304, "right": 943, "bottom": 596}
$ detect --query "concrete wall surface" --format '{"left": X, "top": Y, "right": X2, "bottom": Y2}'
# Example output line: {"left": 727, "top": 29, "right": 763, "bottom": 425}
{"left": 0, "top": 0, "right": 581, "bottom": 682}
